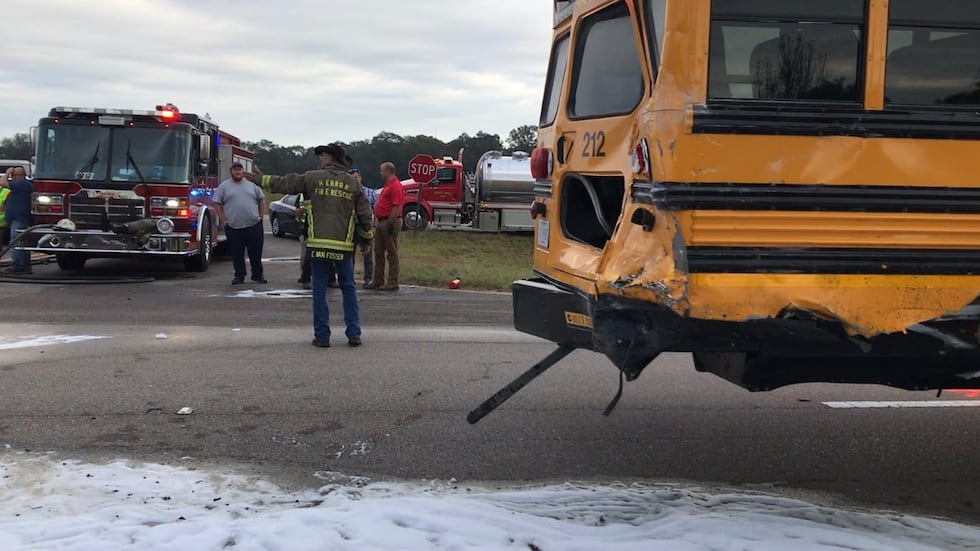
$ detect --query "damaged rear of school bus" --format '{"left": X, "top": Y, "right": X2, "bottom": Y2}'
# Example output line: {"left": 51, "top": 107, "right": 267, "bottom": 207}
{"left": 470, "top": 0, "right": 980, "bottom": 421}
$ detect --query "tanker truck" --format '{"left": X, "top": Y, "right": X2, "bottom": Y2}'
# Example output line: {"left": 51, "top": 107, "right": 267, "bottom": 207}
{"left": 400, "top": 150, "right": 534, "bottom": 232}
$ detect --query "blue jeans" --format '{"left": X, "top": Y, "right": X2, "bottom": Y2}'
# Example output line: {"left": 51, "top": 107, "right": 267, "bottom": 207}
{"left": 324, "top": 248, "right": 369, "bottom": 283}
{"left": 226, "top": 221, "right": 264, "bottom": 280}
{"left": 324, "top": 251, "right": 374, "bottom": 285}
{"left": 362, "top": 249, "right": 374, "bottom": 284}
{"left": 9, "top": 218, "right": 30, "bottom": 270}
{"left": 300, "top": 237, "right": 312, "bottom": 283}
{"left": 311, "top": 254, "right": 360, "bottom": 342}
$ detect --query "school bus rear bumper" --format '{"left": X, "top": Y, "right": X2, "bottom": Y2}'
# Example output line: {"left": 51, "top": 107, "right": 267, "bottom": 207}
{"left": 513, "top": 278, "right": 595, "bottom": 350}
{"left": 513, "top": 277, "right": 980, "bottom": 392}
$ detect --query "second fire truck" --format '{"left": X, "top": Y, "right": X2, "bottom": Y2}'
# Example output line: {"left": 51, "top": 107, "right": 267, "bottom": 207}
{"left": 400, "top": 151, "right": 535, "bottom": 232}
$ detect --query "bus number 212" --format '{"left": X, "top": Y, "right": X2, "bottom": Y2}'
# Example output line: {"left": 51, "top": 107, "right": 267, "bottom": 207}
{"left": 581, "top": 131, "right": 606, "bottom": 158}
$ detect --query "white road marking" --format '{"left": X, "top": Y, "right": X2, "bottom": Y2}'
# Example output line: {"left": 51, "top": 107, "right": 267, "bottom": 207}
{"left": 823, "top": 400, "right": 980, "bottom": 409}
{"left": 0, "top": 335, "right": 110, "bottom": 351}
{"left": 216, "top": 285, "right": 424, "bottom": 299}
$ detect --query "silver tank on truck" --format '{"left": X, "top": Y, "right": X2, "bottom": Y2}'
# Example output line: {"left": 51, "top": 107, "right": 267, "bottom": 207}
{"left": 474, "top": 151, "right": 534, "bottom": 204}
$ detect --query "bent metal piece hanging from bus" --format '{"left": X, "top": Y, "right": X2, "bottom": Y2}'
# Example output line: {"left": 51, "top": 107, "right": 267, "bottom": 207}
{"left": 16, "top": 104, "right": 253, "bottom": 272}
{"left": 469, "top": 0, "right": 980, "bottom": 422}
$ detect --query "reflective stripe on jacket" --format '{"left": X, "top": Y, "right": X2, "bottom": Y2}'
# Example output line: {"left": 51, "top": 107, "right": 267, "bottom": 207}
{"left": 0, "top": 187, "right": 9, "bottom": 227}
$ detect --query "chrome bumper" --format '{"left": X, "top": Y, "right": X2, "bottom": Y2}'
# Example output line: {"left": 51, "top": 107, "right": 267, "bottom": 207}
{"left": 15, "top": 228, "right": 193, "bottom": 256}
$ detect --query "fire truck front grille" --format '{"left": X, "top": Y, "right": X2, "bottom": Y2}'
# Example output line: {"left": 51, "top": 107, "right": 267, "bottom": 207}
{"left": 69, "top": 197, "right": 146, "bottom": 225}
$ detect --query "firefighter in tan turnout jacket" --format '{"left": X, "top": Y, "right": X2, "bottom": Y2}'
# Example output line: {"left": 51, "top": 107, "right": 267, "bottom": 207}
{"left": 248, "top": 143, "right": 374, "bottom": 347}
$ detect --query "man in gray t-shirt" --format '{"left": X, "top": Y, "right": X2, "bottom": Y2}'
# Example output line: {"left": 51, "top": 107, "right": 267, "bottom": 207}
{"left": 213, "top": 162, "right": 267, "bottom": 284}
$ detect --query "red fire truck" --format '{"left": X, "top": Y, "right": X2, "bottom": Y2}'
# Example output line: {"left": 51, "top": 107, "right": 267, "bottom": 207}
{"left": 18, "top": 104, "right": 252, "bottom": 272}
{"left": 400, "top": 151, "right": 534, "bottom": 232}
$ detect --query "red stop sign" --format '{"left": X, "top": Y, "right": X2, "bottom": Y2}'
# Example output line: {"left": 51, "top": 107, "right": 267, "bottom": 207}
{"left": 408, "top": 154, "right": 437, "bottom": 183}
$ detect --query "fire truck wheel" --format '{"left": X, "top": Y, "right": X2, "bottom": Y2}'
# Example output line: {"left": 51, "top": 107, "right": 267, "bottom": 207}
{"left": 271, "top": 214, "right": 284, "bottom": 237}
{"left": 185, "top": 219, "right": 212, "bottom": 272}
{"left": 55, "top": 254, "right": 86, "bottom": 271}
{"left": 402, "top": 206, "right": 429, "bottom": 231}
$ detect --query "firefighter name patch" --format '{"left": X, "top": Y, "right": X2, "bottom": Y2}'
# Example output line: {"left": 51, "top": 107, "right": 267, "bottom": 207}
{"left": 310, "top": 250, "right": 347, "bottom": 261}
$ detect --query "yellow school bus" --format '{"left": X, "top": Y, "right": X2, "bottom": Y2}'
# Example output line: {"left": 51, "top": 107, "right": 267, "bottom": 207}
{"left": 470, "top": 0, "right": 980, "bottom": 421}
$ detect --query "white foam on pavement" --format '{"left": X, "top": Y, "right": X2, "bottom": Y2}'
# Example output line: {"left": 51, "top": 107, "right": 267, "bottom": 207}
{"left": 225, "top": 289, "right": 311, "bottom": 299}
{"left": 0, "top": 335, "right": 109, "bottom": 351}
{"left": 0, "top": 454, "right": 977, "bottom": 551}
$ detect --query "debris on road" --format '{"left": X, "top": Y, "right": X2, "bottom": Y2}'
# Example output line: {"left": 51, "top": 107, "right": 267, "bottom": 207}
{"left": 155, "top": 333, "right": 168, "bottom": 340}
{"left": 176, "top": 407, "right": 193, "bottom": 416}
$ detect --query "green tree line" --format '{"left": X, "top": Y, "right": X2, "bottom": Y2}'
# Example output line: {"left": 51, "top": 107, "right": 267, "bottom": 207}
{"left": 245, "top": 125, "right": 537, "bottom": 189}
{"left": 0, "top": 125, "right": 539, "bottom": 189}
{"left": 0, "top": 133, "right": 32, "bottom": 160}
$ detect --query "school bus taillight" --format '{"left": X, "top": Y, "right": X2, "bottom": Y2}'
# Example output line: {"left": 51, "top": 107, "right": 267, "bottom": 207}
{"left": 631, "top": 139, "right": 651, "bottom": 177}
{"left": 530, "top": 201, "right": 547, "bottom": 220}
{"left": 530, "top": 148, "right": 553, "bottom": 179}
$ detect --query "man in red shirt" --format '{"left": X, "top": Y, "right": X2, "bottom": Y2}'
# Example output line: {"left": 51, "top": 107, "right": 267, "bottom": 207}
{"left": 365, "top": 162, "right": 404, "bottom": 291}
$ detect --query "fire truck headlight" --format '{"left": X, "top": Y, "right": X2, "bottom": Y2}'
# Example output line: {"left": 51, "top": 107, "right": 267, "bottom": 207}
{"left": 156, "top": 217, "right": 175, "bottom": 234}
{"left": 165, "top": 199, "right": 180, "bottom": 208}
{"left": 32, "top": 193, "right": 65, "bottom": 215}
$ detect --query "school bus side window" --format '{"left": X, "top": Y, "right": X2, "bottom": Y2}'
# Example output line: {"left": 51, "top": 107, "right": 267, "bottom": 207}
{"left": 885, "top": 0, "right": 980, "bottom": 106}
{"left": 541, "top": 35, "right": 571, "bottom": 126}
{"left": 568, "top": 2, "right": 644, "bottom": 119}
{"left": 708, "top": 0, "right": 865, "bottom": 102}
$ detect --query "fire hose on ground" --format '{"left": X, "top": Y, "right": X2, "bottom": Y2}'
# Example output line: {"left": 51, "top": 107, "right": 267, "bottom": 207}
{"left": 0, "top": 223, "right": 154, "bottom": 284}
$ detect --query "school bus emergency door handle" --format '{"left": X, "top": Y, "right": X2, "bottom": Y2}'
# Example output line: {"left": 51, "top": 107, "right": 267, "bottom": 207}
{"left": 556, "top": 133, "right": 575, "bottom": 164}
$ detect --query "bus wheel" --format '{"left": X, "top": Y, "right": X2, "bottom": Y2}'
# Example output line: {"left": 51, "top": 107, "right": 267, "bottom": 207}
{"left": 403, "top": 207, "right": 429, "bottom": 231}
{"left": 185, "top": 219, "right": 212, "bottom": 272}
{"left": 56, "top": 254, "right": 86, "bottom": 271}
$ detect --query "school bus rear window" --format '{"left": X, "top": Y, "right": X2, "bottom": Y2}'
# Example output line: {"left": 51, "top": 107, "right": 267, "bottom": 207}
{"left": 541, "top": 35, "right": 570, "bottom": 126}
{"left": 885, "top": 0, "right": 980, "bottom": 106}
{"left": 708, "top": 0, "right": 865, "bottom": 102}
{"left": 569, "top": 2, "right": 644, "bottom": 118}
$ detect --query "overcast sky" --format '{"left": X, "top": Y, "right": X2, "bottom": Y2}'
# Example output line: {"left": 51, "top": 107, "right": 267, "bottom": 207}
{"left": 0, "top": 1, "right": 552, "bottom": 146}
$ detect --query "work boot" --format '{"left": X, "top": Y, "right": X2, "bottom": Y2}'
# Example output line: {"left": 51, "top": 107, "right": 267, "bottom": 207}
{"left": 379, "top": 281, "right": 399, "bottom": 291}
{"left": 1, "top": 266, "right": 31, "bottom": 276}
{"left": 363, "top": 280, "right": 384, "bottom": 290}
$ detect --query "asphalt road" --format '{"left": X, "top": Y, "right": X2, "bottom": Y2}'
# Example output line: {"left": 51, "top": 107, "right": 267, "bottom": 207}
{"left": 1, "top": 231, "right": 978, "bottom": 525}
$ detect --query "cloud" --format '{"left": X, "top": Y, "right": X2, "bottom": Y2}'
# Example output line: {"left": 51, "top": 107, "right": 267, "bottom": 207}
{"left": 0, "top": 0, "right": 552, "bottom": 146}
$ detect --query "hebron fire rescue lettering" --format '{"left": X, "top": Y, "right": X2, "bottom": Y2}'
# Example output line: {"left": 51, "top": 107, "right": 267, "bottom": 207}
{"left": 316, "top": 180, "right": 354, "bottom": 201}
